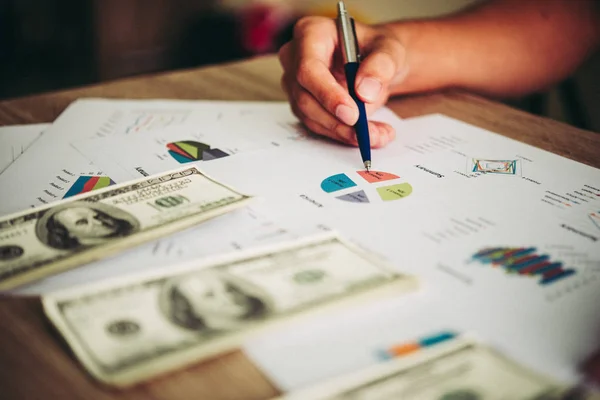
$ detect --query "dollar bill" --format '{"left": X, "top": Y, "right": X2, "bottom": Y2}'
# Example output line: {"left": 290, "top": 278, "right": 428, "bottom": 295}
{"left": 42, "top": 232, "right": 416, "bottom": 387}
{"left": 278, "top": 337, "right": 566, "bottom": 400}
{"left": 0, "top": 166, "right": 251, "bottom": 289}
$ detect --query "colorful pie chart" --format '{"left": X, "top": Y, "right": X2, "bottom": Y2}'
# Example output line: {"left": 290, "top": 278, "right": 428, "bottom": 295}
{"left": 320, "top": 170, "right": 412, "bottom": 203}
{"left": 63, "top": 176, "right": 116, "bottom": 199}
{"left": 167, "top": 141, "right": 229, "bottom": 164}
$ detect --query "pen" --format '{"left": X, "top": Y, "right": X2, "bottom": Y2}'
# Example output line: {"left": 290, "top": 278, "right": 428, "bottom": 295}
{"left": 336, "top": 1, "right": 371, "bottom": 171}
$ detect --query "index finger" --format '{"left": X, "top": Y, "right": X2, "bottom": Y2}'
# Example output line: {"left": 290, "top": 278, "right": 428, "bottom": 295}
{"left": 293, "top": 17, "right": 359, "bottom": 126}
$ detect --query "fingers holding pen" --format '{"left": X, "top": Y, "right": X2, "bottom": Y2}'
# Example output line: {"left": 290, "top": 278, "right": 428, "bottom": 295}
{"left": 280, "top": 74, "right": 394, "bottom": 148}
{"left": 278, "top": 16, "right": 397, "bottom": 147}
{"left": 279, "top": 18, "right": 358, "bottom": 130}
{"left": 284, "top": 80, "right": 356, "bottom": 144}
{"left": 293, "top": 18, "right": 361, "bottom": 126}
{"left": 280, "top": 67, "right": 393, "bottom": 147}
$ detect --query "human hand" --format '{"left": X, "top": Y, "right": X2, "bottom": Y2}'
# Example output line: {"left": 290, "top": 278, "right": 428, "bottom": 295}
{"left": 278, "top": 16, "right": 408, "bottom": 148}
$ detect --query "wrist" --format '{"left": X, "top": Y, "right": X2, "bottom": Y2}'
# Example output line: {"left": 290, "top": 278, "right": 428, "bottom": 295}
{"left": 378, "top": 19, "right": 460, "bottom": 96}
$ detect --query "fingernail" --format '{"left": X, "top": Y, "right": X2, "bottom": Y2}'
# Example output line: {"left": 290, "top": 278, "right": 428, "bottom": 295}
{"left": 335, "top": 104, "right": 358, "bottom": 126}
{"left": 357, "top": 77, "right": 382, "bottom": 102}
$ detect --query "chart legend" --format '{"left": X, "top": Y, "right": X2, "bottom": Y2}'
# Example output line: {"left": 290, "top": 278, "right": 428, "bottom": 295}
{"left": 320, "top": 170, "right": 412, "bottom": 204}
{"left": 63, "top": 176, "right": 115, "bottom": 199}
{"left": 471, "top": 247, "right": 576, "bottom": 285}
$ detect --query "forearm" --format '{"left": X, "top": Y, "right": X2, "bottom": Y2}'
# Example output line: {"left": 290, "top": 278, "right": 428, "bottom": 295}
{"left": 384, "top": 0, "right": 600, "bottom": 98}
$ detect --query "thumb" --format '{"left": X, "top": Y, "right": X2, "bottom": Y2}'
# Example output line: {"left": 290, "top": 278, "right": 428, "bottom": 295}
{"left": 355, "top": 33, "right": 407, "bottom": 103}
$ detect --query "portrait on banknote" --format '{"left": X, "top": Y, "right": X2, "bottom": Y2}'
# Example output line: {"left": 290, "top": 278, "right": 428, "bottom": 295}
{"left": 160, "top": 270, "right": 270, "bottom": 332}
{"left": 35, "top": 201, "right": 140, "bottom": 250}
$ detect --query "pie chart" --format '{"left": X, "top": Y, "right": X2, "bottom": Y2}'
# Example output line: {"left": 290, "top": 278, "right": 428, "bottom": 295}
{"left": 320, "top": 170, "right": 412, "bottom": 203}
{"left": 63, "top": 176, "right": 116, "bottom": 199}
{"left": 167, "top": 140, "right": 229, "bottom": 164}
{"left": 590, "top": 211, "right": 600, "bottom": 230}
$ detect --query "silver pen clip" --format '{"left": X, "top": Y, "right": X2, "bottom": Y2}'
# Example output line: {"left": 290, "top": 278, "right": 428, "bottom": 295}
{"left": 350, "top": 17, "right": 361, "bottom": 62}
{"left": 337, "top": 1, "right": 359, "bottom": 64}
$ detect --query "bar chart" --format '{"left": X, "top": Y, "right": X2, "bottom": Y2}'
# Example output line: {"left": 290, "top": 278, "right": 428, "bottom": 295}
{"left": 471, "top": 247, "right": 576, "bottom": 285}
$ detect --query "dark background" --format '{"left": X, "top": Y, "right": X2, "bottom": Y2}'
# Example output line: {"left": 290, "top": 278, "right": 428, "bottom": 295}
{"left": 0, "top": 0, "right": 597, "bottom": 132}
{"left": 0, "top": 0, "right": 284, "bottom": 99}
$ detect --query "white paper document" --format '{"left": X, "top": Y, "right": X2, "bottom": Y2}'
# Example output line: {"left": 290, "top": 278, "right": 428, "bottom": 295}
{"left": 71, "top": 126, "right": 263, "bottom": 182}
{"left": 0, "top": 99, "right": 303, "bottom": 216}
{"left": 276, "top": 336, "right": 563, "bottom": 400}
{"left": 187, "top": 114, "right": 600, "bottom": 391}
{"left": 2, "top": 99, "right": 599, "bottom": 395}
{"left": 71, "top": 105, "right": 403, "bottom": 183}
{"left": 0, "top": 123, "right": 48, "bottom": 174}
{"left": 245, "top": 291, "right": 457, "bottom": 390}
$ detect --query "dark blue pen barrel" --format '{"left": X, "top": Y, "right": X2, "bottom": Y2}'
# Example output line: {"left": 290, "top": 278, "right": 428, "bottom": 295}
{"left": 344, "top": 62, "right": 371, "bottom": 164}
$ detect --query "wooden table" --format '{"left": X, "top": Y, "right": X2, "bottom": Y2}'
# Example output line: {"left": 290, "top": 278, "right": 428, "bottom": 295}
{"left": 0, "top": 55, "right": 598, "bottom": 400}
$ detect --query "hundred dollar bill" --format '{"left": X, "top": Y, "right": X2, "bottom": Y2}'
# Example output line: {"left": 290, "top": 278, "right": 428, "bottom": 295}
{"left": 0, "top": 166, "right": 251, "bottom": 289}
{"left": 42, "top": 232, "right": 416, "bottom": 387}
{"left": 277, "top": 337, "right": 566, "bottom": 400}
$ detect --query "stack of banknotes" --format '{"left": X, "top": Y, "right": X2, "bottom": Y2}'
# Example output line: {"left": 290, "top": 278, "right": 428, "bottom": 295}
{"left": 0, "top": 165, "right": 592, "bottom": 399}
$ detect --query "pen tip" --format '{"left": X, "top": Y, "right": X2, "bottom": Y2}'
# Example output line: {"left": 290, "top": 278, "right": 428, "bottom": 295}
{"left": 364, "top": 160, "right": 371, "bottom": 171}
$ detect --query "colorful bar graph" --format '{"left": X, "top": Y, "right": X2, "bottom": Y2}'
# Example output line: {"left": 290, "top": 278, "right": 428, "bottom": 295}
{"left": 541, "top": 269, "right": 576, "bottom": 285}
{"left": 472, "top": 247, "right": 576, "bottom": 286}
{"left": 509, "top": 255, "right": 550, "bottom": 271}
{"left": 377, "top": 331, "right": 457, "bottom": 361}
{"left": 536, "top": 262, "right": 564, "bottom": 275}
{"left": 518, "top": 261, "right": 552, "bottom": 275}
